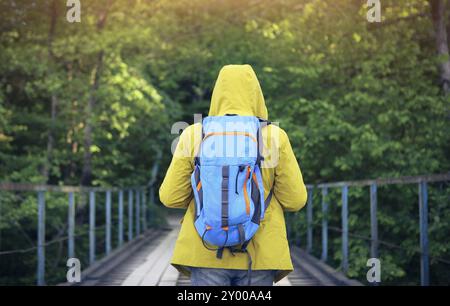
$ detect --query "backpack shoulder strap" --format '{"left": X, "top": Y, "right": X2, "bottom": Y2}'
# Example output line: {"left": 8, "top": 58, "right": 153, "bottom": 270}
{"left": 194, "top": 122, "right": 205, "bottom": 166}
{"left": 256, "top": 117, "right": 274, "bottom": 210}
{"left": 256, "top": 118, "right": 270, "bottom": 166}
{"left": 257, "top": 117, "right": 271, "bottom": 123}
{"left": 264, "top": 189, "right": 274, "bottom": 211}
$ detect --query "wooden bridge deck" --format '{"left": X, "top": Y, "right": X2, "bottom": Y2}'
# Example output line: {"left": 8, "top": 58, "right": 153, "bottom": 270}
{"left": 69, "top": 216, "right": 361, "bottom": 286}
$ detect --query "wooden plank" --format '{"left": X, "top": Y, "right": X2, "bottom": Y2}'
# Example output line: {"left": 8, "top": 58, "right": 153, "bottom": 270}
{"left": 84, "top": 230, "right": 166, "bottom": 286}
{"left": 291, "top": 246, "right": 363, "bottom": 286}
{"left": 58, "top": 229, "right": 161, "bottom": 286}
{"left": 158, "top": 265, "right": 180, "bottom": 286}
{"left": 292, "top": 251, "right": 338, "bottom": 286}
{"left": 121, "top": 228, "right": 178, "bottom": 286}
{"left": 275, "top": 276, "right": 291, "bottom": 286}
{"left": 176, "top": 272, "right": 191, "bottom": 286}
{"left": 139, "top": 230, "right": 178, "bottom": 286}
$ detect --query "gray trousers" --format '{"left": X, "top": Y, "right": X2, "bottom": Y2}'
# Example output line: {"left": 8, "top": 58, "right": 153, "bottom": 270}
{"left": 190, "top": 267, "right": 275, "bottom": 286}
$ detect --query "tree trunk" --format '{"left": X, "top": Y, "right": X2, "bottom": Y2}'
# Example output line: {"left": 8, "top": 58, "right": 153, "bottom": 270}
{"left": 42, "top": 0, "right": 58, "bottom": 183}
{"left": 81, "top": 1, "right": 112, "bottom": 186}
{"left": 81, "top": 52, "right": 104, "bottom": 186}
{"left": 44, "top": 95, "right": 58, "bottom": 181}
{"left": 430, "top": 0, "right": 450, "bottom": 95}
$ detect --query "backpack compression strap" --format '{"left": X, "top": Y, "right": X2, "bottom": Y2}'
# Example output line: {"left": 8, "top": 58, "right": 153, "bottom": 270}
{"left": 193, "top": 166, "right": 203, "bottom": 220}
{"left": 221, "top": 166, "right": 230, "bottom": 229}
{"left": 264, "top": 189, "right": 273, "bottom": 210}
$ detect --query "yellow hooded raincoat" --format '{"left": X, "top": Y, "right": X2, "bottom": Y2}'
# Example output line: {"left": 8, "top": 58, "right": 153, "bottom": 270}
{"left": 159, "top": 64, "right": 307, "bottom": 282}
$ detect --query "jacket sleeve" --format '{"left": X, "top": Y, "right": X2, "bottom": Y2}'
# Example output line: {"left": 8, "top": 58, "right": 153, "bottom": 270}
{"left": 273, "top": 130, "right": 308, "bottom": 212}
{"left": 159, "top": 126, "right": 195, "bottom": 209}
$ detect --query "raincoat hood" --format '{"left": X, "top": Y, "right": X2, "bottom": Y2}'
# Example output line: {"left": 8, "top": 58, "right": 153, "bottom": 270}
{"left": 208, "top": 65, "right": 268, "bottom": 120}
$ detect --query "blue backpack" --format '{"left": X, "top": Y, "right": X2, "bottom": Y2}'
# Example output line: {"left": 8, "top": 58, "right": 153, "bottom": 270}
{"left": 191, "top": 115, "right": 273, "bottom": 262}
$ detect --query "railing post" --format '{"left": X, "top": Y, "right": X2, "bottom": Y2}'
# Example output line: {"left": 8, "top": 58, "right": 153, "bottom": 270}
{"left": 105, "top": 190, "right": 111, "bottom": 255}
{"left": 37, "top": 191, "right": 45, "bottom": 286}
{"left": 128, "top": 190, "right": 133, "bottom": 241}
{"left": 370, "top": 183, "right": 378, "bottom": 286}
{"left": 321, "top": 187, "right": 328, "bottom": 262}
{"left": 370, "top": 183, "right": 378, "bottom": 259}
{"left": 419, "top": 181, "right": 429, "bottom": 286}
{"left": 89, "top": 191, "right": 96, "bottom": 265}
{"left": 149, "top": 185, "right": 155, "bottom": 205}
{"left": 135, "top": 189, "right": 140, "bottom": 236}
{"left": 341, "top": 185, "right": 349, "bottom": 274}
{"left": 142, "top": 189, "right": 147, "bottom": 231}
{"left": 306, "top": 187, "right": 313, "bottom": 253}
{"left": 149, "top": 186, "right": 154, "bottom": 224}
{"left": 118, "top": 190, "right": 124, "bottom": 247}
{"left": 68, "top": 192, "right": 75, "bottom": 259}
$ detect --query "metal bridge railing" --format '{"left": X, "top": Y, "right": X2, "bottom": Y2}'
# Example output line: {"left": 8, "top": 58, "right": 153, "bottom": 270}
{"left": 0, "top": 183, "right": 154, "bottom": 286}
{"left": 303, "top": 173, "right": 450, "bottom": 286}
